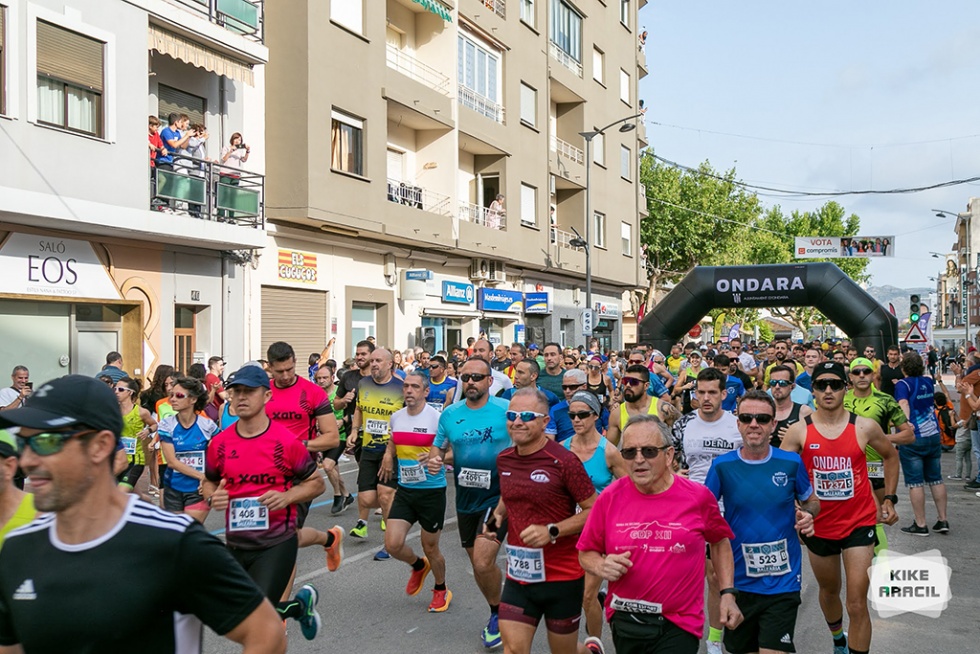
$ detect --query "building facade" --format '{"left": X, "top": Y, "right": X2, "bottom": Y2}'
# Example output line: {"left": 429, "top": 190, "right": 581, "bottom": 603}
{"left": 262, "top": 0, "right": 648, "bottom": 359}
{"left": 0, "top": 0, "right": 267, "bottom": 382}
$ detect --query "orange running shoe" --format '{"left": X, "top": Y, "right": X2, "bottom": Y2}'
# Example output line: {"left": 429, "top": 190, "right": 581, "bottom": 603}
{"left": 428, "top": 588, "right": 452, "bottom": 613}
{"left": 325, "top": 526, "right": 344, "bottom": 572}
{"left": 405, "top": 557, "right": 431, "bottom": 596}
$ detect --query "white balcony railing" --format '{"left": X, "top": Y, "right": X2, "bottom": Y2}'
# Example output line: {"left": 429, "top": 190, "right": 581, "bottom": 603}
{"left": 549, "top": 41, "right": 583, "bottom": 78}
{"left": 553, "top": 227, "right": 576, "bottom": 249}
{"left": 458, "top": 85, "right": 504, "bottom": 123}
{"left": 385, "top": 44, "right": 452, "bottom": 96}
{"left": 550, "top": 135, "right": 584, "bottom": 165}
{"left": 387, "top": 179, "right": 452, "bottom": 216}
{"left": 481, "top": 0, "right": 506, "bottom": 18}
{"left": 458, "top": 201, "right": 506, "bottom": 230}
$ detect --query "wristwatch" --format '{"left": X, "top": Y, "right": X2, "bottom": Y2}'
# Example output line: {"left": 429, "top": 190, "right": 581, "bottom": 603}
{"left": 720, "top": 587, "right": 739, "bottom": 598}
{"left": 883, "top": 494, "right": 899, "bottom": 505}
{"left": 547, "top": 523, "right": 560, "bottom": 543}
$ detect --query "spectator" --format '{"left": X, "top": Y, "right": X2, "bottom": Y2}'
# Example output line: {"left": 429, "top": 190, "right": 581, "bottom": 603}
{"left": 204, "top": 356, "right": 226, "bottom": 422}
{"left": 0, "top": 367, "right": 31, "bottom": 412}
{"left": 218, "top": 132, "right": 251, "bottom": 221}
{"left": 148, "top": 116, "right": 167, "bottom": 209}
{"left": 179, "top": 123, "right": 210, "bottom": 218}
{"left": 487, "top": 194, "right": 505, "bottom": 229}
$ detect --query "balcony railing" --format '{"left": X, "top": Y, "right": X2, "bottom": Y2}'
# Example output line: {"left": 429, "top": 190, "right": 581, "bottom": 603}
{"left": 386, "top": 44, "right": 452, "bottom": 96}
{"left": 549, "top": 41, "right": 583, "bottom": 78}
{"left": 550, "top": 135, "right": 584, "bottom": 165}
{"left": 553, "top": 227, "right": 576, "bottom": 249}
{"left": 170, "top": 0, "right": 264, "bottom": 42}
{"left": 481, "top": 0, "right": 506, "bottom": 18}
{"left": 152, "top": 155, "right": 264, "bottom": 228}
{"left": 458, "top": 201, "right": 506, "bottom": 230}
{"left": 387, "top": 179, "right": 452, "bottom": 216}
{"left": 458, "top": 85, "right": 504, "bottom": 123}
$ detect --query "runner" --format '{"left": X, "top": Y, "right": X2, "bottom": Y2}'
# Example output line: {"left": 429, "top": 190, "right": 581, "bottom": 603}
{"left": 157, "top": 376, "right": 217, "bottom": 523}
{"left": 712, "top": 355, "right": 746, "bottom": 414}
{"left": 0, "top": 374, "right": 284, "bottom": 652}
{"left": 490, "top": 388, "right": 601, "bottom": 654}
{"left": 202, "top": 365, "right": 329, "bottom": 641}
{"left": 0, "top": 430, "right": 35, "bottom": 547}
{"left": 385, "top": 372, "right": 453, "bottom": 613}
{"left": 578, "top": 414, "right": 741, "bottom": 654}
{"left": 454, "top": 339, "right": 514, "bottom": 401}
{"left": 115, "top": 376, "right": 158, "bottom": 494}
{"left": 537, "top": 343, "right": 567, "bottom": 397}
{"left": 706, "top": 390, "right": 820, "bottom": 654}
{"left": 428, "top": 357, "right": 511, "bottom": 648}
{"left": 607, "top": 365, "right": 675, "bottom": 446}
{"left": 671, "top": 367, "right": 743, "bottom": 654}
{"left": 313, "top": 363, "right": 355, "bottom": 515}
{"left": 426, "top": 355, "right": 457, "bottom": 410}
{"left": 780, "top": 361, "right": 900, "bottom": 654}
{"left": 546, "top": 369, "right": 590, "bottom": 443}
{"left": 769, "top": 365, "right": 813, "bottom": 448}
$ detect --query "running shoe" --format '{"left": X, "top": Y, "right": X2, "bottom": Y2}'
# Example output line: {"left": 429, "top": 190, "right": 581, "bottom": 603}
{"left": 947, "top": 475, "right": 963, "bottom": 480}
{"left": 375, "top": 507, "right": 383, "bottom": 515}
{"left": 325, "top": 526, "right": 344, "bottom": 571}
{"left": 705, "top": 641, "right": 722, "bottom": 654}
{"left": 428, "top": 588, "right": 452, "bottom": 612}
{"left": 901, "top": 522, "right": 929, "bottom": 536}
{"left": 583, "top": 636, "right": 605, "bottom": 654}
{"left": 833, "top": 633, "right": 849, "bottom": 654}
{"left": 381, "top": 518, "right": 386, "bottom": 532}
{"left": 406, "top": 557, "right": 431, "bottom": 596}
{"left": 374, "top": 548, "right": 390, "bottom": 561}
{"left": 330, "top": 495, "right": 344, "bottom": 514}
{"left": 963, "top": 480, "right": 980, "bottom": 489}
{"left": 342, "top": 494, "right": 356, "bottom": 511}
{"left": 932, "top": 520, "right": 950, "bottom": 534}
{"left": 294, "top": 584, "right": 321, "bottom": 641}
{"left": 482, "top": 613, "right": 501, "bottom": 648}
{"left": 350, "top": 520, "right": 368, "bottom": 539}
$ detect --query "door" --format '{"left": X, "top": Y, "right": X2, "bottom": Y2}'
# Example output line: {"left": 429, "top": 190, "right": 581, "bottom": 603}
{"left": 480, "top": 174, "right": 500, "bottom": 209}
{"left": 350, "top": 303, "right": 377, "bottom": 355}
{"left": 76, "top": 328, "right": 120, "bottom": 377}
{"left": 174, "top": 305, "right": 198, "bottom": 374}
{"left": 0, "top": 300, "right": 71, "bottom": 383}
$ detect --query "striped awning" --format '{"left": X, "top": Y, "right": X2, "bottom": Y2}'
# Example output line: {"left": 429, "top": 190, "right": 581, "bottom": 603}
{"left": 148, "top": 25, "right": 254, "bottom": 86}
{"left": 412, "top": 0, "right": 452, "bottom": 22}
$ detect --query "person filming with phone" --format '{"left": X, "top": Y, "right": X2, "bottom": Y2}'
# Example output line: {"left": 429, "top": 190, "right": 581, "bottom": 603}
{"left": 220, "top": 132, "right": 251, "bottom": 170}
{"left": 0, "top": 367, "right": 31, "bottom": 412}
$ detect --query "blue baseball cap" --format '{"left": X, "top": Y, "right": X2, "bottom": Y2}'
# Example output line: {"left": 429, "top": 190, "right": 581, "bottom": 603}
{"left": 226, "top": 365, "right": 270, "bottom": 389}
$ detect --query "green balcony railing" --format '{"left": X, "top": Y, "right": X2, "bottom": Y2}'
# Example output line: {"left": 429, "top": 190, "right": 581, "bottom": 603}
{"left": 152, "top": 155, "right": 264, "bottom": 228}
{"left": 175, "top": 0, "right": 264, "bottom": 42}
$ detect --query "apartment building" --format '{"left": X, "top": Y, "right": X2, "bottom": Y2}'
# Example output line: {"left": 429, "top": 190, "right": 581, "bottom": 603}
{"left": 261, "top": 0, "right": 648, "bottom": 358}
{"left": 0, "top": 0, "right": 266, "bottom": 381}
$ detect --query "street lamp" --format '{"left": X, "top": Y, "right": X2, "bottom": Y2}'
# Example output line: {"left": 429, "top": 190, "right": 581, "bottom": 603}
{"left": 935, "top": 209, "right": 971, "bottom": 348}
{"left": 578, "top": 112, "right": 643, "bottom": 338}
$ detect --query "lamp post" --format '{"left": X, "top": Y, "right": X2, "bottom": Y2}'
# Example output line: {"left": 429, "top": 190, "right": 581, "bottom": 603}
{"left": 577, "top": 112, "right": 643, "bottom": 339}
{"left": 935, "top": 209, "right": 971, "bottom": 348}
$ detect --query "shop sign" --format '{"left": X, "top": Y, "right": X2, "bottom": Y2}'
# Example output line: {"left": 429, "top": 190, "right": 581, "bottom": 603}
{"left": 277, "top": 249, "right": 317, "bottom": 283}
{"left": 478, "top": 288, "right": 523, "bottom": 313}
{"left": 0, "top": 233, "right": 120, "bottom": 299}
{"left": 524, "top": 292, "right": 551, "bottom": 314}
{"left": 405, "top": 269, "right": 432, "bottom": 281}
{"left": 515, "top": 324, "right": 525, "bottom": 343}
{"left": 442, "top": 281, "right": 475, "bottom": 305}
{"left": 594, "top": 301, "right": 620, "bottom": 318}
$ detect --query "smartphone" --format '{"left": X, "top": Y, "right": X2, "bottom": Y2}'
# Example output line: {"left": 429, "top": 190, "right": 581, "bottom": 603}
{"left": 25, "top": 382, "right": 33, "bottom": 390}
{"left": 237, "top": 143, "right": 247, "bottom": 150}
{"left": 484, "top": 507, "right": 498, "bottom": 532}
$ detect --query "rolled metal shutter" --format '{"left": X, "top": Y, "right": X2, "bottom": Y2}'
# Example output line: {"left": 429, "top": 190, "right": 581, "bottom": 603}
{"left": 157, "top": 84, "right": 206, "bottom": 126}
{"left": 261, "top": 286, "right": 328, "bottom": 362}
{"left": 36, "top": 20, "right": 104, "bottom": 91}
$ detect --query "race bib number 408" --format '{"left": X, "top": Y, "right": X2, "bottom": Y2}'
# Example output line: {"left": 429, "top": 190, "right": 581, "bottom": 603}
{"left": 813, "top": 467, "right": 854, "bottom": 500}
{"left": 229, "top": 497, "right": 269, "bottom": 532}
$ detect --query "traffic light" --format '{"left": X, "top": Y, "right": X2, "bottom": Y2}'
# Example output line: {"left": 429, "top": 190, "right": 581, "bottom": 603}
{"left": 910, "top": 294, "right": 921, "bottom": 323}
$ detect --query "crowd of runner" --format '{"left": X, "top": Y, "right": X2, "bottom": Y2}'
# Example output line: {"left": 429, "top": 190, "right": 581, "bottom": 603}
{"left": 0, "top": 333, "right": 964, "bottom": 653}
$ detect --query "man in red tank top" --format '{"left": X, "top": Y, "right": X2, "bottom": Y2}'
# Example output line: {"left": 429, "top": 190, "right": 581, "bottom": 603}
{"left": 780, "top": 362, "right": 900, "bottom": 654}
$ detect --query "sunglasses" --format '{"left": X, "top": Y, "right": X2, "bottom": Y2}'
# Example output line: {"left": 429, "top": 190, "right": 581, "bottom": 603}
{"left": 588, "top": 365, "right": 601, "bottom": 370}
{"left": 812, "top": 378, "right": 846, "bottom": 392}
{"left": 460, "top": 373, "right": 489, "bottom": 382}
{"left": 768, "top": 379, "right": 792, "bottom": 388}
{"left": 17, "top": 429, "right": 96, "bottom": 456}
{"left": 562, "top": 383, "right": 585, "bottom": 391}
{"left": 621, "top": 445, "right": 670, "bottom": 460}
{"left": 506, "top": 410, "right": 547, "bottom": 422}
{"left": 621, "top": 377, "right": 645, "bottom": 387}
{"left": 737, "top": 413, "right": 774, "bottom": 425}
{"left": 114, "top": 387, "right": 132, "bottom": 394}
{"left": 850, "top": 368, "right": 873, "bottom": 377}
{"left": 170, "top": 392, "right": 189, "bottom": 400}
{"left": 564, "top": 360, "right": 577, "bottom": 365}
{"left": 568, "top": 410, "right": 596, "bottom": 421}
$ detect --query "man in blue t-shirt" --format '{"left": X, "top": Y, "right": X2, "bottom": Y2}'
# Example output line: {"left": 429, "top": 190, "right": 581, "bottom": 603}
{"left": 425, "top": 356, "right": 456, "bottom": 411}
{"left": 706, "top": 390, "right": 819, "bottom": 654}
{"left": 714, "top": 354, "right": 746, "bottom": 413}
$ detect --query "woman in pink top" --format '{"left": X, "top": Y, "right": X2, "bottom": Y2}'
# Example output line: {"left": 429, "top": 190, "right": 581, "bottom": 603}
{"left": 577, "top": 414, "right": 742, "bottom": 654}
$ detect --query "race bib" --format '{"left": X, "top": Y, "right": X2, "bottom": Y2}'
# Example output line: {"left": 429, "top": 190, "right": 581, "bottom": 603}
{"left": 866, "top": 460, "right": 884, "bottom": 479}
{"left": 120, "top": 437, "right": 137, "bottom": 456}
{"left": 400, "top": 463, "right": 427, "bottom": 485}
{"left": 426, "top": 402, "right": 444, "bottom": 413}
{"left": 742, "top": 539, "right": 791, "bottom": 578}
{"left": 609, "top": 594, "right": 663, "bottom": 614}
{"left": 457, "top": 467, "right": 492, "bottom": 489}
{"left": 228, "top": 497, "right": 269, "bottom": 532}
{"left": 365, "top": 419, "right": 389, "bottom": 436}
{"left": 176, "top": 450, "right": 205, "bottom": 473}
{"left": 506, "top": 544, "right": 545, "bottom": 583}
{"left": 813, "top": 467, "right": 855, "bottom": 500}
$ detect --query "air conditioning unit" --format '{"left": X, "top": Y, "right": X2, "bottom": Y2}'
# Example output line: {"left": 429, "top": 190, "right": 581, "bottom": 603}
{"left": 470, "top": 258, "right": 490, "bottom": 280}
{"left": 488, "top": 260, "right": 507, "bottom": 283}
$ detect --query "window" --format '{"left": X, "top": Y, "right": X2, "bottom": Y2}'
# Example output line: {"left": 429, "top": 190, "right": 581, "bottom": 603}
{"left": 593, "top": 132, "right": 605, "bottom": 166}
{"left": 620, "top": 0, "right": 630, "bottom": 28}
{"left": 157, "top": 85, "right": 205, "bottom": 127}
{"left": 331, "top": 0, "right": 363, "bottom": 35}
{"left": 621, "top": 222, "right": 632, "bottom": 256}
{"left": 620, "top": 69, "right": 630, "bottom": 105}
{"left": 550, "top": 0, "right": 582, "bottom": 62}
{"left": 519, "top": 82, "right": 536, "bottom": 127}
{"left": 592, "top": 47, "right": 604, "bottom": 84}
{"left": 620, "top": 145, "right": 631, "bottom": 180}
{"left": 593, "top": 211, "right": 606, "bottom": 248}
{"left": 36, "top": 20, "right": 104, "bottom": 137}
{"left": 350, "top": 303, "right": 377, "bottom": 352}
{"left": 331, "top": 109, "right": 364, "bottom": 176}
{"left": 458, "top": 33, "right": 501, "bottom": 121}
{"left": 520, "top": 0, "right": 535, "bottom": 26}
{"left": 521, "top": 183, "right": 537, "bottom": 226}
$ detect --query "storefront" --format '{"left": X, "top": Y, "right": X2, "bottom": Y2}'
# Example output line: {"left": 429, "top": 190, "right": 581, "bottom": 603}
{"left": 593, "top": 300, "right": 621, "bottom": 353}
{"left": 478, "top": 288, "right": 524, "bottom": 345}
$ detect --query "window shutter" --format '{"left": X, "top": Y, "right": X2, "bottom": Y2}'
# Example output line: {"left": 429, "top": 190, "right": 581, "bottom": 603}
{"left": 36, "top": 20, "right": 104, "bottom": 92}
{"left": 158, "top": 85, "right": 206, "bottom": 126}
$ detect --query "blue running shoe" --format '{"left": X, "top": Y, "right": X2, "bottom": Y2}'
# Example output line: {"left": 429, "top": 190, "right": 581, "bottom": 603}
{"left": 294, "top": 584, "right": 321, "bottom": 641}
{"left": 482, "top": 613, "right": 501, "bottom": 648}
{"left": 373, "top": 547, "right": 390, "bottom": 561}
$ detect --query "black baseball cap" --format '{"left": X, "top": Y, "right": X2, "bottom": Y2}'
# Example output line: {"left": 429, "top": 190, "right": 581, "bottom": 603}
{"left": 226, "top": 365, "right": 271, "bottom": 389}
{"left": 813, "top": 361, "right": 848, "bottom": 383}
{"left": 0, "top": 375, "right": 123, "bottom": 437}
{"left": 0, "top": 430, "right": 18, "bottom": 458}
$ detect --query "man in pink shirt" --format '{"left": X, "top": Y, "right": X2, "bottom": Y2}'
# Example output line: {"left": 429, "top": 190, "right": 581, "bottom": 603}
{"left": 578, "top": 414, "right": 742, "bottom": 654}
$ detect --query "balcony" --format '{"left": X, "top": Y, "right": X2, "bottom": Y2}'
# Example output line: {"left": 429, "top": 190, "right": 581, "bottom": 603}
{"left": 386, "top": 44, "right": 452, "bottom": 96}
{"left": 152, "top": 156, "right": 264, "bottom": 228}
{"left": 479, "top": 0, "right": 506, "bottom": 18}
{"left": 550, "top": 135, "right": 584, "bottom": 165}
{"left": 458, "top": 85, "right": 504, "bottom": 123}
{"left": 387, "top": 179, "right": 452, "bottom": 216}
{"left": 170, "top": 0, "right": 264, "bottom": 42}
{"left": 553, "top": 227, "right": 576, "bottom": 249}
{"left": 549, "top": 41, "right": 582, "bottom": 78}
{"left": 637, "top": 44, "right": 648, "bottom": 78}
{"left": 459, "top": 201, "right": 506, "bottom": 230}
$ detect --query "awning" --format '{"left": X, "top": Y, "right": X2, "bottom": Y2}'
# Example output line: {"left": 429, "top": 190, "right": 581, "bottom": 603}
{"left": 482, "top": 312, "right": 520, "bottom": 321}
{"left": 412, "top": 0, "right": 452, "bottom": 22}
{"left": 422, "top": 307, "right": 479, "bottom": 318}
{"left": 149, "top": 25, "right": 254, "bottom": 86}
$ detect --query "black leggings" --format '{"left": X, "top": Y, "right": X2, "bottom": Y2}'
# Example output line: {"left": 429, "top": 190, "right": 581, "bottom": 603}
{"left": 118, "top": 463, "right": 145, "bottom": 489}
{"left": 229, "top": 535, "right": 298, "bottom": 604}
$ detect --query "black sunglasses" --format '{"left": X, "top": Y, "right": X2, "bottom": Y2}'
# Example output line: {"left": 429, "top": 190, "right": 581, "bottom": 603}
{"left": 460, "top": 373, "right": 489, "bottom": 382}
{"left": 562, "top": 383, "right": 586, "bottom": 391}
{"left": 621, "top": 445, "right": 671, "bottom": 459}
{"left": 850, "top": 368, "right": 873, "bottom": 377}
{"left": 568, "top": 410, "right": 595, "bottom": 420}
{"left": 737, "top": 413, "right": 774, "bottom": 425}
{"left": 812, "top": 378, "right": 846, "bottom": 392}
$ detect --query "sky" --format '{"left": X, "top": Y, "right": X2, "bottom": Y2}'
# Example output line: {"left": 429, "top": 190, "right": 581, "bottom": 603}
{"left": 637, "top": 1, "right": 980, "bottom": 288}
